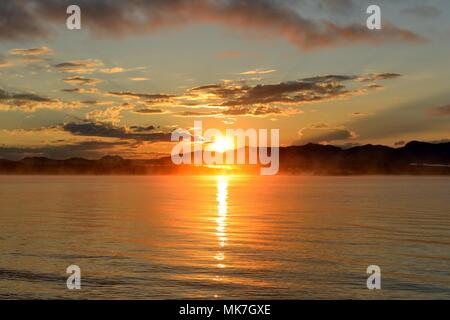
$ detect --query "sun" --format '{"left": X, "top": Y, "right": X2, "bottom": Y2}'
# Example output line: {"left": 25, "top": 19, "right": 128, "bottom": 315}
{"left": 211, "top": 136, "right": 235, "bottom": 153}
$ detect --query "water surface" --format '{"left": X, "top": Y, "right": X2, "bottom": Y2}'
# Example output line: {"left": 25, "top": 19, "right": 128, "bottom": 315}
{"left": 0, "top": 175, "right": 449, "bottom": 299}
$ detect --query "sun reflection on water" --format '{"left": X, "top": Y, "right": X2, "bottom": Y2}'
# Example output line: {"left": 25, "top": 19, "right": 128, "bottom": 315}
{"left": 214, "top": 175, "right": 228, "bottom": 281}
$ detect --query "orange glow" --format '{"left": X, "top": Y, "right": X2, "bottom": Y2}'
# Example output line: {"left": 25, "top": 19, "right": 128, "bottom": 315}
{"left": 211, "top": 136, "right": 235, "bottom": 153}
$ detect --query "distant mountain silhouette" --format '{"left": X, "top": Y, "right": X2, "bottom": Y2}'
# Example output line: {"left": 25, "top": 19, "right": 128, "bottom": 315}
{"left": 279, "top": 141, "right": 450, "bottom": 175}
{"left": 0, "top": 141, "right": 449, "bottom": 175}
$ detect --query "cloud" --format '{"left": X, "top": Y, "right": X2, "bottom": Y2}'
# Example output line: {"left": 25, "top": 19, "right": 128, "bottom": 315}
{"left": 312, "top": 0, "right": 355, "bottom": 14}
{"left": 0, "top": 87, "right": 94, "bottom": 112}
{"left": 63, "top": 122, "right": 172, "bottom": 142}
{"left": 80, "top": 100, "right": 113, "bottom": 106}
{"left": 429, "top": 104, "right": 450, "bottom": 116}
{"left": 108, "top": 91, "right": 174, "bottom": 103}
{"left": 86, "top": 103, "right": 133, "bottom": 125}
{"left": 0, "top": 90, "right": 51, "bottom": 102}
{"left": 0, "top": 61, "right": 12, "bottom": 68}
{"left": 99, "top": 67, "right": 125, "bottom": 74}
{"left": 240, "top": 69, "right": 276, "bottom": 75}
{"left": 129, "top": 125, "right": 157, "bottom": 132}
{"left": 18, "top": 56, "right": 49, "bottom": 64}
{"left": 63, "top": 76, "right": 101, "bottom": 86}
{"left": 134, "top": 108, "right": 165, "bottom": 114}
{"left": 351, "top": 112, "right": 374, "bottom": 117}
{"left": 301, "top": 75, "right": 357, "bottom": 82}
{"left": 402, "top": 5, "right": 440, "bottom": 18}
{"left": 54, "top": 59, "right": 137, "bottom": 76}
{"left": 218, "top": 79, "right": 355, "bottom": 106}
{"left": 9, "top": 46, "right": 52, "bottom": 56}
{"left": 106, "top": 72, "right": 400, "bottom": 117}
{"left": 108, "top": 92, "right": 173, "bottom": 100}
{"left": 365, "top": 83, "right": 384, "bottom": 90}
{"left": 357, "top": 73, "right": 402, "bottom": 82}
{"left": 428, "top": 139, "right": 450, "bottom": 144}
{"left": 62, "top": 88, "right": 100, "bottom": 94}
{"left": 295, "top": 123, "right": 358, "bottom": 144}
{"left": 177, "top": 105, "right": 301, "bottom": 117}
{"left": 54, "top": 59, "right": 104, "bottom": 74}
{"left": 0, "top": 140, "right": 132, "bottom": 161}
{"left": 129, "top": 77, "right": 149, "bottom": 81}
{"left": 0, "top": 88, "right": 73, "bottom": 112}
{"left": 0, "top": 0, "right": 425, "bottom": 50}
{"left": 0, "top": 1, "right": 48, "bottom": 41}
{"left": 223, "top": 105, "right": 284, "bottom": 116}
{"left": 177, "top": 110, "right": 222, "bottom": 117}
{"left": 0, "top": 55, "right": 13, "bottom": 68}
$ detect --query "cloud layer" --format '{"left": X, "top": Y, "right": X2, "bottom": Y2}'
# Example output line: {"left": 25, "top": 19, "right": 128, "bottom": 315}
{"left": 296, "top": 123, "right": 358, "bottom": 144}
{"left": 63, "top": 122, "right": 172, "bottom": 142}
{"left": 0, "top": 0, "right": 424, "bottom": 50}
{"left": 85, "top": 71, "right": 402, "bottom": 118}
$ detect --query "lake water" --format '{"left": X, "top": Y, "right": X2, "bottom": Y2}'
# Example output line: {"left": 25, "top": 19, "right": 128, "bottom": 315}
{"left": 0, "top": 175, "right": 449, "bottom": 299}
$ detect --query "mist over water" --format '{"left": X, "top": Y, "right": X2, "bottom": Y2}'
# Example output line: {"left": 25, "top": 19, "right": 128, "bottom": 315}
{"left": 0, "top": 175, "right": 449, "bottom": 299}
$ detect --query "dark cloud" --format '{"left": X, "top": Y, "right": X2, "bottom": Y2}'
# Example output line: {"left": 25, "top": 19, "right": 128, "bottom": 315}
{"left": 0, "top": 0, "right": 425, "bottom": 50}
{"left": 0, "top": 89, "right": 52, "bottom": 102}
{"left": 301, "top": 75, "right": 357, "bottom": 82}
{"left": 187, "top": 73, "right": 391, "bottom": 108}
{"left": 134, "top": 108, "right": 165, "bottom": 114}
{"left": 366, "top": 83, "right": 384, "bottom": 90}
{"left": 108, "top": 91, "right": 174, "bottom": 103}
{"left": 295, "top": 123, "right": 358, "bottom": 144}
{"left": 63, "top": 76, "right": 101, "bottom": 86}
{"left": 429, "top": 104, "right": 450, "bottom": 116}
{"left": 80, "top": 100, "right": 108, "bottom": 105}
{"left": 54, "top": 60, "right": 103, "bottom": 74}
{"left": 62, "top": 122, "right": 172, "bottom": 142}
{"left": 129, "top": 125, "right": 157, "bottom": 132}
{"left": 0, "top": 1, "right": 47, "bottom": 40}
{"left": 217, "top": 80, "right": 351, "bottom": 106}
{"left": 121, "top": 72, "right": 401, "bottom": 116}
{"left": 62, "top": 88, "right": 99, "bottom": 94}
{"left": 0, "top": 88, "right": 65, "bottom": 111}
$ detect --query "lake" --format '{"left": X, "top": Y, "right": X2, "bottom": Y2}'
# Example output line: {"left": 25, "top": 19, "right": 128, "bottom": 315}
{"left": 0, "top": 175, "right": 449, "bottom": 299}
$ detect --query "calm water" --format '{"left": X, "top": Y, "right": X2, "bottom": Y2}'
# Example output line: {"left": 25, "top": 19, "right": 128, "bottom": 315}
{"left": 0, "top": 175, "right": 449, "bottom": 299}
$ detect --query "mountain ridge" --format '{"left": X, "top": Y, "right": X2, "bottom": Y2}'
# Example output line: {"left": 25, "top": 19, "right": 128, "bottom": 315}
{"left": 1, "top": 141, "right": 449, "bottom": 175}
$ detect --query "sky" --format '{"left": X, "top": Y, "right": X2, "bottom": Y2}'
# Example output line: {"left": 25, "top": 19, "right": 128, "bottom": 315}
{"left": 0, "top": 0, "right": 449, "bottom": 160}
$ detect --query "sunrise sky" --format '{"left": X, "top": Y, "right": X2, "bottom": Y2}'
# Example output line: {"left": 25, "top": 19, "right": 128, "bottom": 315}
{"left": 0, "top": 0, "right": 449, "bottom": 160}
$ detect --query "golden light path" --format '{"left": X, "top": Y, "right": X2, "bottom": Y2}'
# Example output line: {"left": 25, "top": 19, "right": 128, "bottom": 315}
{"left": 214, "top": 175, "right": 228, "bottom": 275}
